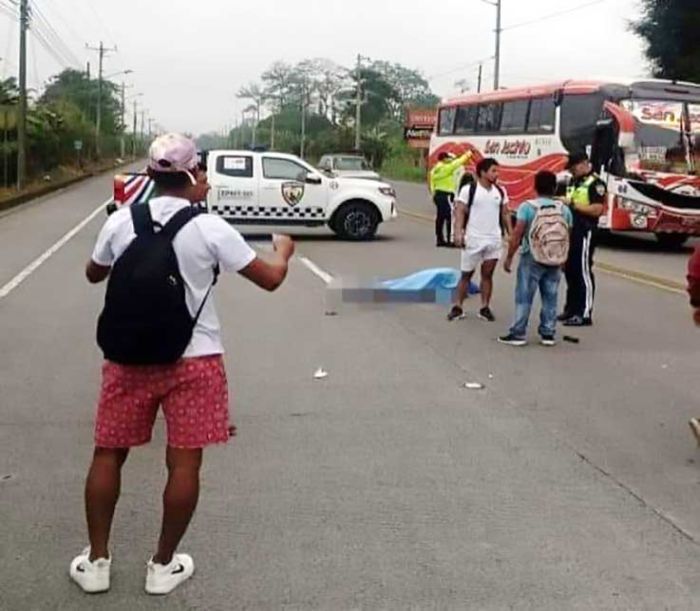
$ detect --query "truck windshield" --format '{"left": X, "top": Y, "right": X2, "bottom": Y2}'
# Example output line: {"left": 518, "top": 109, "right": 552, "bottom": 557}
{"left": 621, "top": 99, "right": 700, "bottom": 174}
{"left": 336, "top": 157, "right": 370, "bottom": 171}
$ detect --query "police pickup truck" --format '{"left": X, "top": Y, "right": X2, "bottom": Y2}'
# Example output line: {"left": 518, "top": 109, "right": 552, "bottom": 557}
{"left": 111, "top": 150, "right": 398, "bottom": 240}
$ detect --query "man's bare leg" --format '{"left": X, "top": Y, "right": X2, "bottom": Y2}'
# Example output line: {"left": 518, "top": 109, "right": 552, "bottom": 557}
{"left": 152, "top": 447, "right": 203, "bottom": 565}
{"left": 85, "top": 447, "right": 130, "bottom": 560}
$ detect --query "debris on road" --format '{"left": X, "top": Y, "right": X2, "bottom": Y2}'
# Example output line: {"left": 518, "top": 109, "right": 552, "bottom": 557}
{"left": 563, "top": 335, "right": 580, "bottom": 344}
{"left": 464, "top": 382, "right": 485, "bottom": 390}
{"left": 313, "top": 368, "right": 329, "bottom": 380}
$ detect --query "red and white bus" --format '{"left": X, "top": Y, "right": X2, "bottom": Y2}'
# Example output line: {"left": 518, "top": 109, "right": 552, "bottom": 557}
{"left": 430, "top": 79, "right": 700, "bottom": 247}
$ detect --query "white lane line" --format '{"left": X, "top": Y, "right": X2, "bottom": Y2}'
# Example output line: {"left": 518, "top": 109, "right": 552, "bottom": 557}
{"left": 0, "top": 198, "right": 111, "bottom": 301}
{"left": 298, "top": 255, "right": 334, "bottom": 285}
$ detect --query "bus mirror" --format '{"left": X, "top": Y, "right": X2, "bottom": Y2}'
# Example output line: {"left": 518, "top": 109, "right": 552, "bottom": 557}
{"left": 553, "top": 89, "right": 564, "bottom": 107}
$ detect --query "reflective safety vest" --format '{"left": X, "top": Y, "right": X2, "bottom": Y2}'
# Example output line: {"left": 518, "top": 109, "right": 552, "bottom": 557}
{"left": 567, "top": 174, "right": 597, "bottom": 207}
{"left": 430, "top": 153, "right": 470, "bottom": 194}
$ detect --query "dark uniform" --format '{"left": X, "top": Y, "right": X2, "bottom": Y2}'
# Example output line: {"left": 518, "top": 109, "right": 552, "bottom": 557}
{"left": 562, "top": 171, "right": 607, "bottom": 324}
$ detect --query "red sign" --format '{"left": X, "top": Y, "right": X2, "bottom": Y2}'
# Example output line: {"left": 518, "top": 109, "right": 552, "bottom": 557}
{"left": 405, "top": 109, "right": 437, "bottom": 129}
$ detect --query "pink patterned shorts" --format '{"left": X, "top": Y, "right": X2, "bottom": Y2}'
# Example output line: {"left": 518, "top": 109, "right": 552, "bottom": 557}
{"left": 95, "top": 355, "right": 232, "bottom": 449}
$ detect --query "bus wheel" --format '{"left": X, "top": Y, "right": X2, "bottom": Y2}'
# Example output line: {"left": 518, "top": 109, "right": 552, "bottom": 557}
{"left": 331, "top": 201, "right": 380, "bottom": 241}
{"left": 656, "top": 234, "right": 688, "bottom": 250}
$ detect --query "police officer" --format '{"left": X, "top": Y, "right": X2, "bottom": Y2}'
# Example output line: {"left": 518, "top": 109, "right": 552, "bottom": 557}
{"left": 429, "top": 151, "right": 470, "bottom": 247}
{"left": 560, "top": 151, "right": 607, "bottom": 326}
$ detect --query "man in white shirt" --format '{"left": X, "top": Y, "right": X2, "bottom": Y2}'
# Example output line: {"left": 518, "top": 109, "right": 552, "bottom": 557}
{"left": 448, "top": 158, "right": 512, "bottom": 322}
{"left": 70, "top": 134, "right": 295, "bottom": 596}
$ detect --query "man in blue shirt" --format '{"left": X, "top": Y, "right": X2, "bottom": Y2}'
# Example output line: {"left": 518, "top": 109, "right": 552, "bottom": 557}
{"left": 499, "top": 171, "right": 573, "bottom": 346}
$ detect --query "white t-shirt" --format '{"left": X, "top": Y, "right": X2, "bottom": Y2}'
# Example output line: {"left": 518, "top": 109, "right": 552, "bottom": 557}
{"left": 456, "top": 182, "right": 509, "bottom": 241}
{"left": 91, "top": 196, "right": 257, "bottom": 358}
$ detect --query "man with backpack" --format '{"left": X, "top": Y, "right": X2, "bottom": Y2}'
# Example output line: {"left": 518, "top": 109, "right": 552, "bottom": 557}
{"left": 448, "top": 158, "right": 511, "bottom": 322}
{"left": 499, "top": 171, "right": 573, "bottom": 346}
{"left": 70, "top": 133, "right": 295, "bottom": 596}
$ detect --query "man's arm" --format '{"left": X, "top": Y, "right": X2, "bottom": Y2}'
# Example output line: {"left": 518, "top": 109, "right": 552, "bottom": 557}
{"left": 85, "top": 260, "right": 111, "bottom": 284}
{"left": 503, "top": 219, "right": 526, "bottom": 273}
{"left": 687, "top": 246, "right": 700, "bottom": 325}
{"left": 453, "top": 200, "right": 469, "bottom": 248}
{"left": 501, "top": 202, "right": 513, "bottom": 238}
{"left": 238, "top": 234, "right": 295, "bottom": 292}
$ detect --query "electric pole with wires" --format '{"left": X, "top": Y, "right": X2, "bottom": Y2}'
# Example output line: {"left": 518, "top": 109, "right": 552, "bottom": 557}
{"left": 17, "top": 0, "right": 28, "bottom": 189}
{"left": 86, "top": 41, "right": 117, "bottom": 159}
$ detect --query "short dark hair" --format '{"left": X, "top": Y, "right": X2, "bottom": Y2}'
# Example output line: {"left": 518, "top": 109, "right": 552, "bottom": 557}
{"left": 147, "top": 167, "right": 192, "bottom": 190}
{"left": 534, "top": 171, "right": 557, "bottom": 196}
{"left": 476, "top": 158, "right": 498, "bottom": 176}
{"left": 437, "top": 152, "right": 449, "bottom": 161}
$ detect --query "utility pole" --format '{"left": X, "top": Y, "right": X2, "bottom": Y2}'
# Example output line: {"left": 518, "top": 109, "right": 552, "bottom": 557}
{"left": 300, "top": 80, "right": 307, "bottom": 159}
{"left": 132, "top": 99, "right": 138, "bottom": 157}
{"left": 140, "top": 110, "right": 145, "bottom": 141}
{"left": 120, "top": 82, "right": 126, "bottom": 159}
{"left": 148, "top": 117, "right": 153, "bottom": 139}
{"left": 477, "top": 63, "right": 483, "bottom": 93}
{"left": 17, "top": 0, "right": 28, "bottom": 189}
{"left": 354, "top": 54, "right": 362, "bottom": 152}
{"left": 494, "top": 0, "right": 502, "bottom": 90}
{"left": 86, "top": 41, "right": 117, "bottom": 158}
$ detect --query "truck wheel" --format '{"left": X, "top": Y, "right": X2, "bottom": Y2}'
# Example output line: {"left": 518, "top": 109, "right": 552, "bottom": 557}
{"left": 656, "top": 234, "right": 688, "bottom": 249}
{"left": 331, "top": 201, "right": 380, "bottom": 241}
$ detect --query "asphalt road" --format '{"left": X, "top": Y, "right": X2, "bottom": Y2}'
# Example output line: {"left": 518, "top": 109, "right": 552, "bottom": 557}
{"left": 2, "top": 173, "right": 700, "bottom": 610}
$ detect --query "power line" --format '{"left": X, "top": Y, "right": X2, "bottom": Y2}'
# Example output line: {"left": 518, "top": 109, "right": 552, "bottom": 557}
{"left": 503, "top": 0, "right": 606, "bottom": 32}
{"left": 428, "top": 55, "right": 495, "bottom": 81}
{"left": 30, "top": 2, "right": 82, "bottom": 67}
{"left": 42, "top": 0, "right": 87, "bottom": 54}
{"left": 86, "top": 2, "right": 117, "bottom": 46}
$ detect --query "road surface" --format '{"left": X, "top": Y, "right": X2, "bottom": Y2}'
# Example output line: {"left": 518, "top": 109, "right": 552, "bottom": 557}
{"left": 1, "top": 173, "right": 700, "bottom": 609}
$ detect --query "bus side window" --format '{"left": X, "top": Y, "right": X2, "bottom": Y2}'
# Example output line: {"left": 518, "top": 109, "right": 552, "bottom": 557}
{"left": 455, "top": 104, "right": 478, "bottom": 134}
{"left": 438, "top": 107, "right": 456, "bottom": 135}
{"left": 476, "top": 103, "right": 503, "bottom": 133}
{"left": 500, "top": 100, "right": 530, "bottom": 134}
{"left": 527, "top": 97, "right": 556, "bottom": 134}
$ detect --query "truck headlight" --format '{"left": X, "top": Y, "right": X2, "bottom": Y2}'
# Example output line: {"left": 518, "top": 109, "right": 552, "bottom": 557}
{"left": 379, "top": 186, "right": 396, "bottom": 197}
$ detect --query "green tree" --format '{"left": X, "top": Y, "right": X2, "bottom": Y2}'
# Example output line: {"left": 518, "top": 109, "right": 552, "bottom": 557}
{"left": 41, "top": 69, "right": 122, "bottom": 135}
{"left": 631, "top": 0, "right": 700, "bottom": 82}
{"left": 370, "top": 61, "right": 440, "bottom": 119}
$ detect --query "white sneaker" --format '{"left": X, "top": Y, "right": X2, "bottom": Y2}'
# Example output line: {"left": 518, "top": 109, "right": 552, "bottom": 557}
{"left": 145, "top": 553, "right": 195, "bottom": 595}
{"left": 69, "top": 547, "right": 111, "bottom": 593}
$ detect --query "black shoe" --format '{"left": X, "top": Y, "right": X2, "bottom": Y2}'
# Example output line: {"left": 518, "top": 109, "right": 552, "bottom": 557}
{"left": 447, "top": 305, "right": 464, "bottom": 321}
{"left": 540, "top": 335, "right": 557, "bottom": 347}
{"left": 498, "top": 333, "right": 527, "bottom": 346}
{"left": 557, "top": 312, "right": 571, "bottom": 322}
{"left": 562, "top": 316, "right": 593, "bottom": 327}
{"left": 479, "top": 307, "right": 495, "bottom": 322}
{"left": 436, "top": 241, "right": 448, "bottom": 248}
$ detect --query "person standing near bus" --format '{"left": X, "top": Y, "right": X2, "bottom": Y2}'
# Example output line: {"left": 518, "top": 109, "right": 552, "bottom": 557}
{"left": 685, "top": 247, "right": 700, "bottom": 444}
{"left": 559, "top": 152, "right": 606, "bottom": 326}
{"left": 448, "top": 158, "right": 511, "bottom": 322}
{"left": 430, "top": 151, "right": 471, "bottom": 247}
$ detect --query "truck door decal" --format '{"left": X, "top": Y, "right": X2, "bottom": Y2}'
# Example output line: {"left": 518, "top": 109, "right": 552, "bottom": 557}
{"left": 281, "top": 182, "right": 305, "bottom": 207}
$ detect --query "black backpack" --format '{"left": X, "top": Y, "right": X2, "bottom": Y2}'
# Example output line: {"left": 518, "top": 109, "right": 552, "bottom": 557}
{"left": 97, "top": 204, "right": 217, "bottom": 365}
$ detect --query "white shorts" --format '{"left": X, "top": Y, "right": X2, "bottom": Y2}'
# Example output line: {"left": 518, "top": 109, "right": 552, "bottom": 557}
{"left": 460, "top": 237, "right": 503, "bottom": 272}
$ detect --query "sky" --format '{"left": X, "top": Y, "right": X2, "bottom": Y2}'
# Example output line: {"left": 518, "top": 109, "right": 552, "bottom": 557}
{"left": 0, "top": 0, "right": 648, "bottom": 136}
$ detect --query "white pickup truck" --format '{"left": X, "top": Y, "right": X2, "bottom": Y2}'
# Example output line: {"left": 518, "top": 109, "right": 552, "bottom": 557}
{"left": 111, "top": 150, "right": 398, "bottom": 240}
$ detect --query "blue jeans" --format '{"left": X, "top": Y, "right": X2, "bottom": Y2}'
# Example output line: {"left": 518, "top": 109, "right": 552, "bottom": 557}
{"left": 510, "top": 253, "right": 562, "bottom": 338}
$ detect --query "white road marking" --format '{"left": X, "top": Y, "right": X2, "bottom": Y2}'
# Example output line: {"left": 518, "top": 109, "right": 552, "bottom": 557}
{"left": 298, "top": 255, "right": 334, "bottom": 285}
{"left": 0, "top": 198, "right": 111, "bottom": 301}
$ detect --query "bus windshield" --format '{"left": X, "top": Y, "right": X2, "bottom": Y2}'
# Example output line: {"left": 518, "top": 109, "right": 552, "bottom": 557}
{"left": 621, "top": 99, "right": 700, "bottom": 174}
